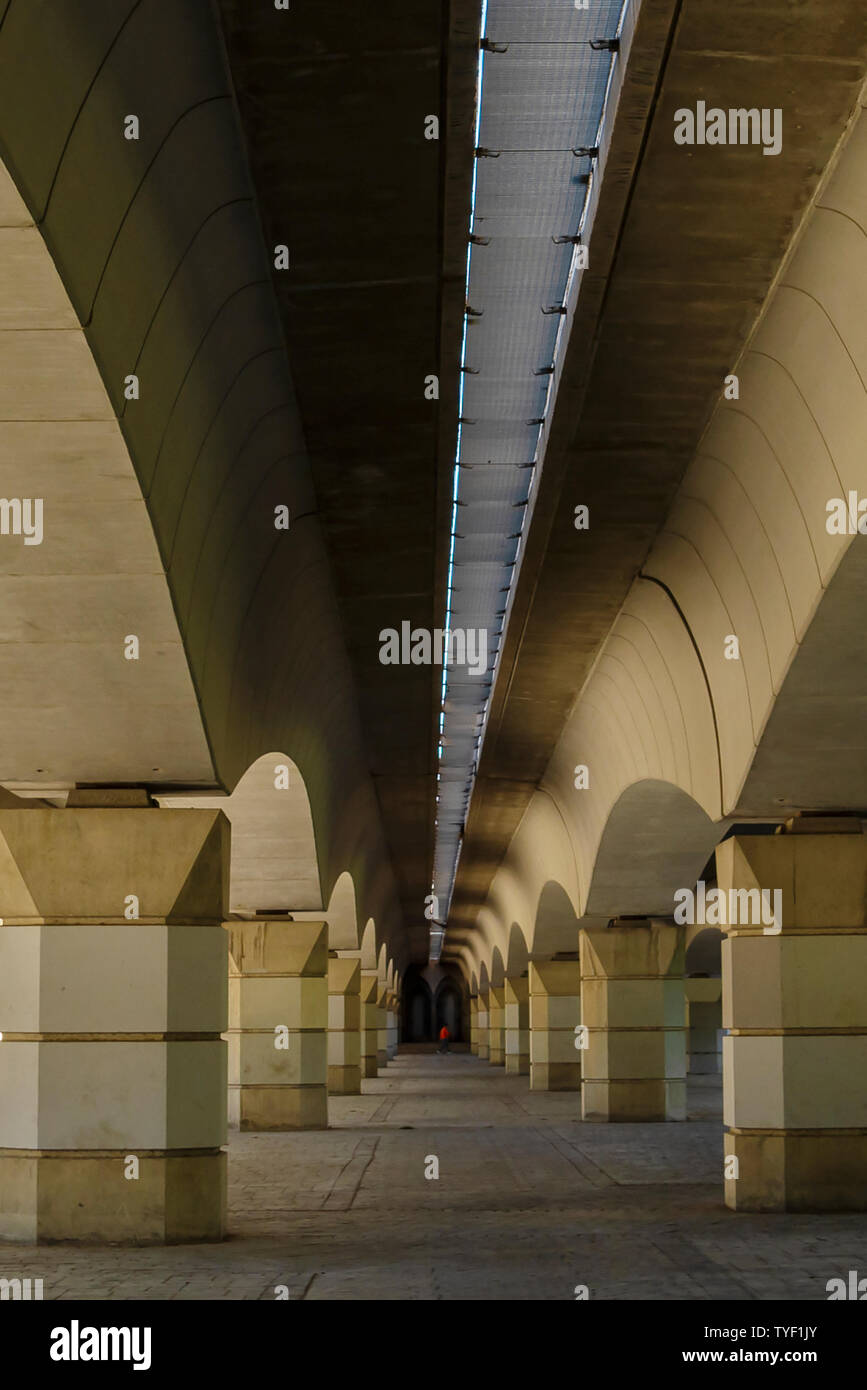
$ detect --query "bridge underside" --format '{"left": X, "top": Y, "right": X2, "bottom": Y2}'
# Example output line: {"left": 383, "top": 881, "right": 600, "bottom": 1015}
{"left": 0, "top": 0, "right": 864, "bottom": 1316}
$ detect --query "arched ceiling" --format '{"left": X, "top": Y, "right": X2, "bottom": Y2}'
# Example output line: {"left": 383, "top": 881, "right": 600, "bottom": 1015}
{"left": 0, "top": 157, "right": 214, "bottom": 792}
{"left": 446, "top": 0, "right": 867, "bottom": 943}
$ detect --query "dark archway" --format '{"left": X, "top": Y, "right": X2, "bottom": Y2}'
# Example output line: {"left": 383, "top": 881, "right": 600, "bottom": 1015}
{"left": 685, "top": 927, "right": 724, "bottom": 977}
{"left": 435, "top": 980, "right": 463, "bottom": 1042}
{"left": 402, "top": 968, "right": 434, "bottom": 1042}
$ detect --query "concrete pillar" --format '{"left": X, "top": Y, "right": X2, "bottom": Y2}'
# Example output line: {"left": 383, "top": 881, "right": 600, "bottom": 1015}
{"left": 376, "top": 985, "right": 388, "bottom": 1068}
{"left": 477, "top": 989, "right": 490, "bottom": 1060}
{"left": 360, "top": 971, "right": 379, "bottom": 1078}
{"left": 228, "top": 918, "right": 328, "bottom": 1130}
{"left": 686, "top": 979, "right": 722, "bottom": 1074}
{"left": 504, "top": 976, "right": 529, "bottom": 1075}
{"left": 529, "top": 961, "right": 581, "bottom": 1090}
{"left": 0, "top": 806, "right": 228, "bottom": 1244}
{"left": 469, "top": 995, "right": 479, "bottom": 1054}
{"left": 327, "top": 955, "right": 361, "bottom": 1095}
{"left": 580, "top": 921, "right": 686, "bottom": 1121}
{"left": 488, "top": 985, "right": 505, "bottom": 1065}
{"left": 718, "top": 825, "right": 867, "bottom": 1212}
{"left": 386, "top": 993, "right": 398, "bottom": 1059}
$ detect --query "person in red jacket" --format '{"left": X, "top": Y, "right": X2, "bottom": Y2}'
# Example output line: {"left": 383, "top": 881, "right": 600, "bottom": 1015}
{"left": 437, "top": 1025, "right": 450, "bottom": 1054}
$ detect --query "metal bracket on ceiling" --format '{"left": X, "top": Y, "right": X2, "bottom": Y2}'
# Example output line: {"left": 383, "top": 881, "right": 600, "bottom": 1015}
{"left": 475, "top": 147, "right": 501, "bottom": 158}
{"left": 480, "top": 38, "right": 509, "bottom": 53}
{"left": 469, "top": 233, "right": 491, "bottom": 245}
{"left": 572, "top": 146, "right": 599, "bottom": 158}
{"left": 465, "top": 305, "right": 484, "bottom": 318}
{"left": 541, "top": 305, "right": 567, "bottom": 315}
{"left": 460, "top": 365, "right": 480, "bottom": 374}
{"left": 458, "top": 417, "right": 476, "bottom": 425}
{"left": 590, "top": 37, "right": 619, "bottom": 51}
{"left": 526, "top": 417, "right": 545, "bottom": 426}
{"left": 552, "top": 234, "right": 582, "bottom": 245}
{"left": 534, "top": 366, "right": 555, "bottom": 375}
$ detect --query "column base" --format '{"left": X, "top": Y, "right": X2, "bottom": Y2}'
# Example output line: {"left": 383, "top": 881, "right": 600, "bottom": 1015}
{"left": 229, "top": 1085, "right": 327, "bottom": 1131}
{"left": 489, "top": 1048, "right": 505, "bottom": 1066}
{"left": 0, "top": 1150, "right": 226, "bottom": 1245}
{"left": 376, "top": 1050, "right": 387, "bottom": 1069}
{"left": 582, "top": 1079, "right": 685, "bottom": 1121}
{"left": 361, "top": 1057, "right": 378, "bottom": 1078}
{"left": 477, "top": 1045, "right": 489, "bottom": 1060}
{"left": 530, "top": 1063, "right": 581, "bottom": 1091}
{"left": 327, "top": 1066, "right": 361, "bottom": 1096}
{"left": 724, "top": 1131, "right": 867, "bottom": 1212}
{"left": 505, "top": 1054, "right": 529, "bottom": 1075}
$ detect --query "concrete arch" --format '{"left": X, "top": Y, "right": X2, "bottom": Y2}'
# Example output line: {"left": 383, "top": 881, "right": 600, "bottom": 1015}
{"left": 685, "top": 928, "right": 724, "bottom": 977}
{"left": 0, "top": 155, "right": 214, "bottom": 791}
{"left": 0, "top": 3, "right": 408, "bottom": 971}
{"left": 532, "top": 881, "right": 581, "bottom": 959}
{"left": 158, "top": 749, "right": 322, "bottom": 917}
{"left": 452, "top": 100, "right": 867, "bottom": 961}
{"left": 489, "top": 946, "right": 505, "bottom": 989}
{"left": 360, "top": 918, "right": 378, "bottom": 973}
{"left": 584, "top": 779, "right": 720, "bottom": 923}
{"left": 325, "top": 870, "right": 359, "bottom": 952}
{"left": 506, "top": 923, "right": 529, "bottom": 978}
{"left": 643, "top": 103, "right": 867, "bottom": 817}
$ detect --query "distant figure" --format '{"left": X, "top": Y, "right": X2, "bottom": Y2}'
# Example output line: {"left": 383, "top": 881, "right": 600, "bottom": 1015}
{"left": 437, "top": 1025, "right": 450, "bottom": 1054}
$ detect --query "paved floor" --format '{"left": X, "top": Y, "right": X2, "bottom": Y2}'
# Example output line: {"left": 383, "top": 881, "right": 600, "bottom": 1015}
{"left": 3, "top": 1050, "right": 867, "bottom": 1300}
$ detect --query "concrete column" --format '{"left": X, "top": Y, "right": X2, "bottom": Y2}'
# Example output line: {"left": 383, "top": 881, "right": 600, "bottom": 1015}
{"left": 529, "top": 960, "right": 581, "bottom": 1091}
{"left": 0, "top": 806, "right": 228, "bottom": 1244}
{"left": 686, "top": 978, "right": 722, "bottom": 1074}
{"left": 718, "top": 825, "right": 867, "bottom": 1212}
{"left": 228, "top": 918, "right": 328, "bottom": 1130}
{"left": 327, "top": 955, "right": 361, "bottom": 1095}
{"left": 375, "top": 985, "right": 388, "bottom": 1068}
{"left": 360, "top": 971, "right": 379, "bottom": 1078}
{"left": 504, "top": 976, "right": 529, "bottom": 1075}
{"left": 386, "top": 993, "right": 398, "bottom": 1059}
{"left": 580, "top": 921, "right": 685, "bottom": 1121}
{"left": 469, "top": 995, "right": 479, "bottom": 1054}
{"left": 477, "top": 989, "right": 490, "bottom": 1060}
{"left": 488, "top": 985, "right": 505, "bottom": 1065}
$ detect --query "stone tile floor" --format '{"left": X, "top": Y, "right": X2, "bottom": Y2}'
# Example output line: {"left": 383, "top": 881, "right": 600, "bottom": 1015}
{"left": 2, "top": 1051, "right": 866, "bottom": 1300}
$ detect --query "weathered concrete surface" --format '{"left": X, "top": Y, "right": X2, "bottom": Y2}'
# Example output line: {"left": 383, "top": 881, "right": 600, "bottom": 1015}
{"left": 1, "top": 1054, "right": 866, "bottom": 1297}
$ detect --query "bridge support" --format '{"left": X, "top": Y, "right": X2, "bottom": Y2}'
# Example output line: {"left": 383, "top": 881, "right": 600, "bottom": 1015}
{"left": 686, "top": 978, "right": 722, "bottom": 1074}
{"left": 488, "top": 986, "right": 505, "bottom": 1065}
{"left": 228, "top": 918, "right": 328, "bottom": 1131}
{"left": 719, "top": 827, "right": 867, "bottom": 1212}
{"left": 504, "top": 976, "right": 529, "bottom": 1075}
{"left": 580, "top": 922, "right": 686, "bottom": 1121}
{"left": 477, "top": 989, "right": 490, "bottom": 1060}
{"left": 0, "top": 807, "right": 228, "bottom": 1244}
{"left": 360, "top": 972, "right": 379, "bottom": 1077}
{"left": 327, "top": 955, "right": 361, "bottom": 1095}
{"left": 386, "top": 992, "right": 399, "bottom": 1058}
{"left": 529, "top": 961, "right": 581, "bottom": 1091}
{"left": 376, "top": 985, "right": 388, "bottom": 1068}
